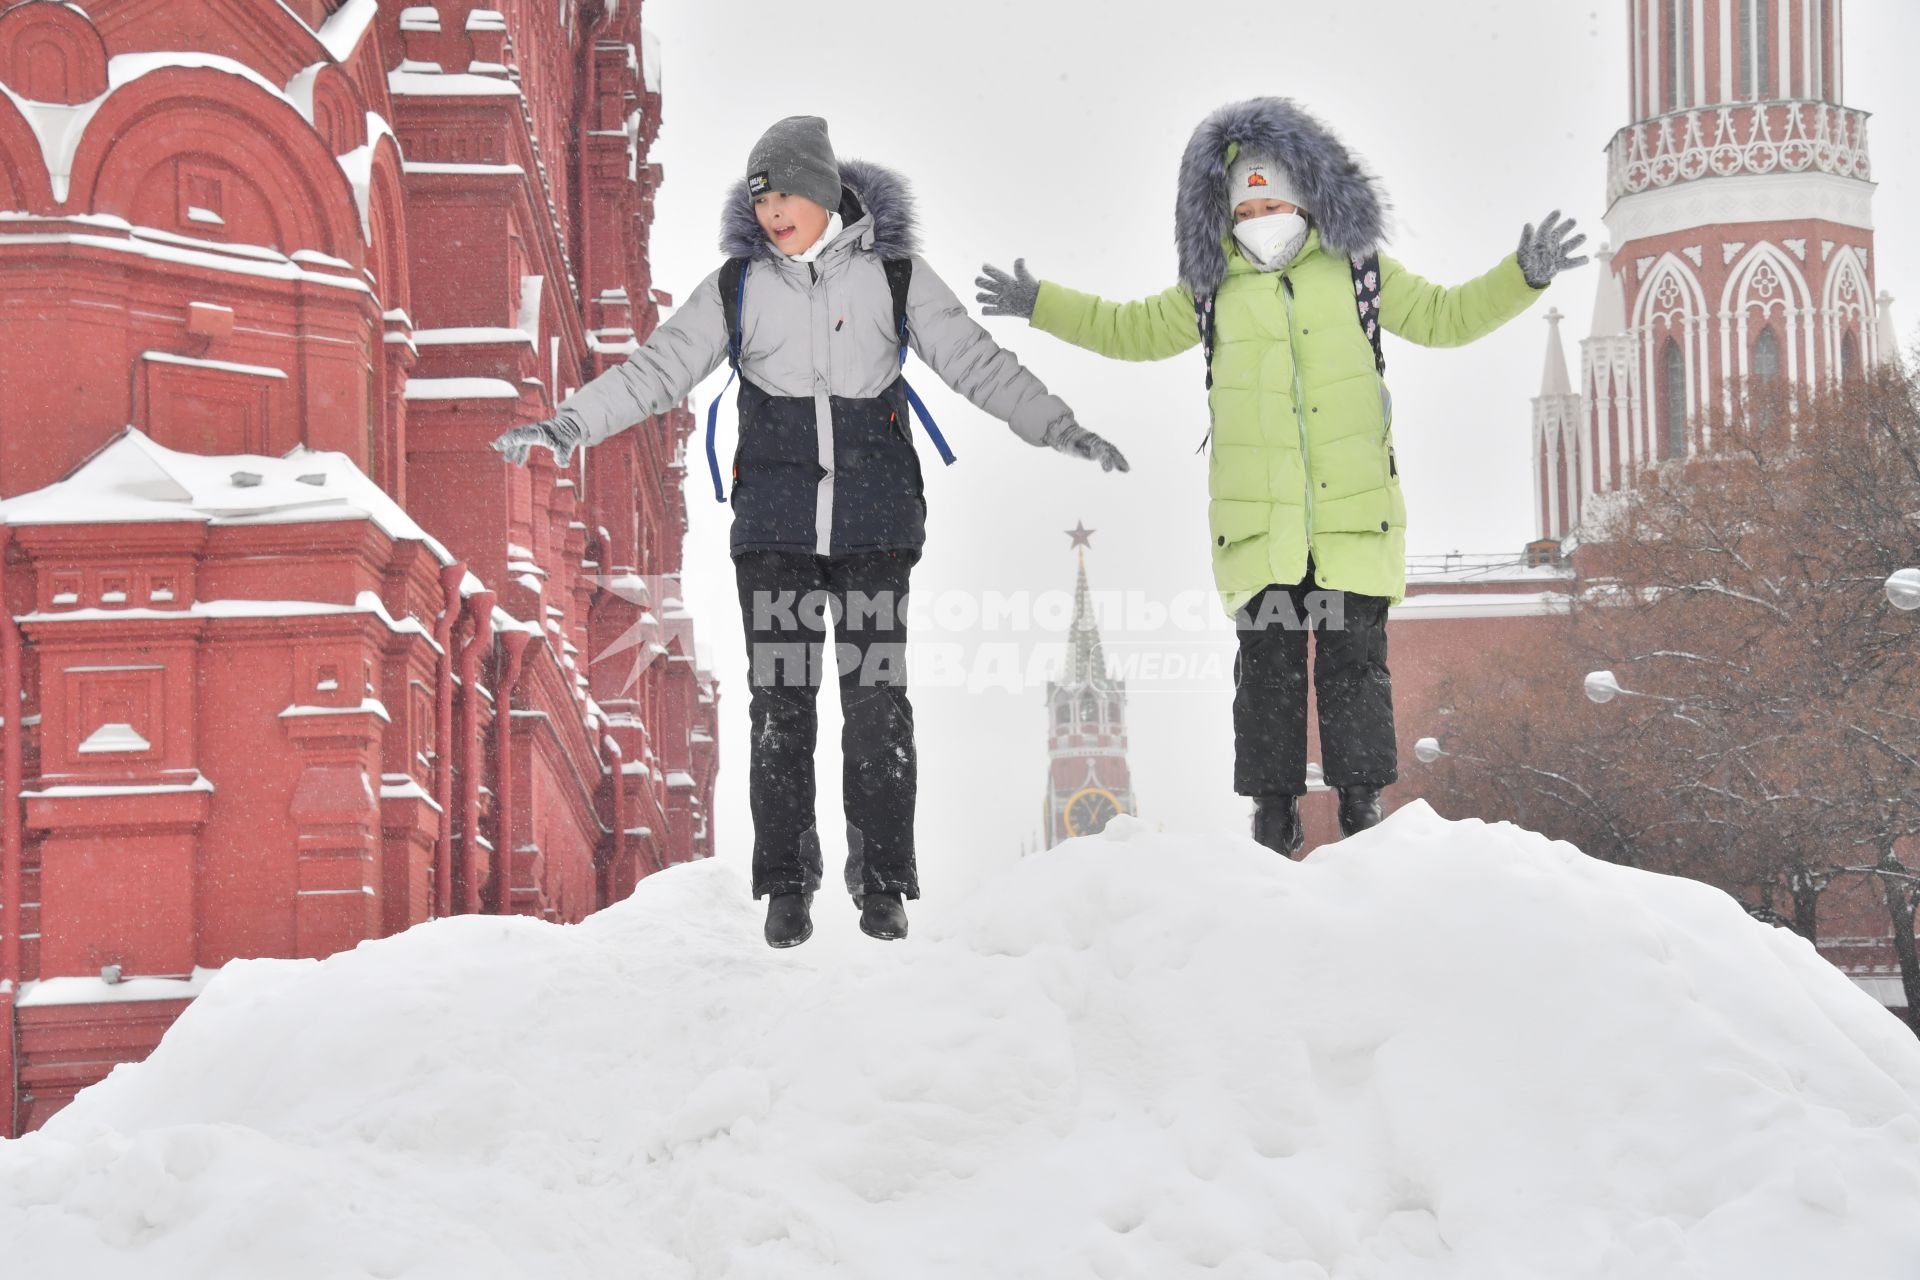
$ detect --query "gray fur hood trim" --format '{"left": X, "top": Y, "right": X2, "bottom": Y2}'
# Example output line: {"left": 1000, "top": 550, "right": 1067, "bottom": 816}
{"left": 719, "top": 158, "right": 921, "bottom": 262}
{"left": 1175, "top": 97, "right": 1389, "bottom": 298}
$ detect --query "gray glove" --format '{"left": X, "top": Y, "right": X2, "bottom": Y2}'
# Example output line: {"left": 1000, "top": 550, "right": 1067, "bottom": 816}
{"left": 1043, "top": 419, "right": 1129, "bottom": 473}
{"left": 974, "top": 259, "right": 1040, "bottom": 319}
{"left": 1516, "top": 211, "right": 1589, "bottom": 288}
{"left": 490, "top": 413, "right": 585, "bottom": 467}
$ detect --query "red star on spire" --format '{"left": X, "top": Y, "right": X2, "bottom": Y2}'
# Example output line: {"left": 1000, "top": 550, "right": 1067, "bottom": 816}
{"left": 1066, "top": 521, "right": 1095, "bottom": 550}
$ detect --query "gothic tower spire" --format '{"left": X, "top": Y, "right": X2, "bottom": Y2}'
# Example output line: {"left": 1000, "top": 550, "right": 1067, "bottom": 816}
{"left": 1042, "top": 522, "right": 1136, "bottom": 847}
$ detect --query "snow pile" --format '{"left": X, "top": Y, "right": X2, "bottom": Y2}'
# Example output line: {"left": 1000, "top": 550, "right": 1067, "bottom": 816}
{"left": 3, "top": 802, "right": 1918, "bottom": 1278}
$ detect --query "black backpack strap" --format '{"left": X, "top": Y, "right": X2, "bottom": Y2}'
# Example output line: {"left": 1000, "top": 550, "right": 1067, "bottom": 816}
{"left": 1194, "top": 292, "right": 1216, "bottom": 454}
{"left": 882, "top": 257, "right": 913, "bottom": 358}
{"left": 1350, "top": 253, "right": 1385, "bottom": 376}
{"left": 719, "top": 256, "right": 751, "bottom": 371}
{"left": 705, "top": 257, "right": 751, "bottom": 503}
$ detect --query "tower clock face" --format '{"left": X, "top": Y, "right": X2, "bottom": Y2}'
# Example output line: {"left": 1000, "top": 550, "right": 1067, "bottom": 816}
{"left": 1064, "top": 786, "right": 1121, "bottom": 837}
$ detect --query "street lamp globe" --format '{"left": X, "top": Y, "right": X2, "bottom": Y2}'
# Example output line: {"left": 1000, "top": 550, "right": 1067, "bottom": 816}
{"left": 1887, "top": 567, "right": 1920, "bottom": 612}
{"left": 1413, "top": 736, "right": 1444, "bottom": 764}
{"left": 1584, "top": 669, "right": 1624, "bottom": 704}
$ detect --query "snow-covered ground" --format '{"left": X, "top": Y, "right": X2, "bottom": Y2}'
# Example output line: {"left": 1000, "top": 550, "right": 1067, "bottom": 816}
{"left": 4, "top": 802, "right": 1918, "bottom": 1279}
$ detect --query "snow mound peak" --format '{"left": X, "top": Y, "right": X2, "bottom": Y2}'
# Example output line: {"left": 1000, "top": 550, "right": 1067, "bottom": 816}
{"left": 5, "top": 802, "right": 1919, "bottom": 1278}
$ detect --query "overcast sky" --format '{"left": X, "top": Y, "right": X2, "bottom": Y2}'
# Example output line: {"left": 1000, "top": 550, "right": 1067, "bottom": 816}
{"left": 635, "top": 0, "right": 1920, "bottom": 897}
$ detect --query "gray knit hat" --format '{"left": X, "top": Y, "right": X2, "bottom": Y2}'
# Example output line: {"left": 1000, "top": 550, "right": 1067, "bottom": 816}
{"left": 746, "top": 116, "right": 842, "bottom": 212}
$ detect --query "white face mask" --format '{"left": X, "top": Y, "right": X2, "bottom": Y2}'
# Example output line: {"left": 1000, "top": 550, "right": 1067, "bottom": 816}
{"left": 1232, "top": 211, "right": 1309, "bottom": 273}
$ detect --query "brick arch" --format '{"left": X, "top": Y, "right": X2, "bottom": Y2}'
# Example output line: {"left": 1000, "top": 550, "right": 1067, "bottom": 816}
{"left": 66, "top": 68, "right": 362, "bottom": 263}
{"left": 1632, "top": 253, "right": 1711, "bottom": 458}
{"left": 1721, "top": 242, "right": 1814, "bottom": 385}
{"left": 365, "top": 130, "right": 410, "bottom": 495}
{"left": 285, "top": 62, "right": 365, "bottom": 156}
{"left": 0, "top": 0, "right": 108, "bottom": 106}
{"left": 364, "top": 132, "right": 410, "bottom": 310}
{"left": 1822, "top": 246, "right": 1873, "bottom": 377}
{"left": 0, "top": 85, "right": 56, "bottom": 210}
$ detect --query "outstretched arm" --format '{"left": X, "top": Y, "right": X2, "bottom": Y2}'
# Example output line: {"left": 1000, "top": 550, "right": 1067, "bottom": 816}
{"left": 977, "top": 260, "right": 1201, "bottom": 363}
{"left": 906, "top": 257, "right": 1124, "bottom": 470}
{"left": 560, "top": 267, "right": 730, "bottom": 446}
{"left": 1377, "top": 253, "right": 1545, "bottom": 349}
{"left": 496, "top": 267, "right": 731, "bottom": 465}
{"left": 1379, "top": 211, "right": 1587, "bottom": 349}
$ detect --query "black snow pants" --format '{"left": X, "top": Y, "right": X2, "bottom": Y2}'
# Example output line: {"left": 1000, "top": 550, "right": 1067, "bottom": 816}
{"left": 734, "top": 548, "right": 919, "bottom": 900}
{"left": 1232, "top": 554, "right": 1398, "bottom": 797}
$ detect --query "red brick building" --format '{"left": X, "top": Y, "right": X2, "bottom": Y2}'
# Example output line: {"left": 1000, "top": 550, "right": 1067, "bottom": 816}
{"left": 0, "top": 0, "right": 717, "bottom": 1134}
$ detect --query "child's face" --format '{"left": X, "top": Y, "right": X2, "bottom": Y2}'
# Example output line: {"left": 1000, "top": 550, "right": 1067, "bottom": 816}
{"left": 754, "top": 192, "right": 832, "bottom": 255}
{"left": 1233, "top": 198, "right": 1301, "bottom": 224}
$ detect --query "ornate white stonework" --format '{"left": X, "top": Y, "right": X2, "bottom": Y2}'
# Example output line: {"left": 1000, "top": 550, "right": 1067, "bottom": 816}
{"left": 1607, "top": 101, "right": 1871, "bottom": 207}
{"left": 1605, "top": 170, "right": 1876, "bottom": 245}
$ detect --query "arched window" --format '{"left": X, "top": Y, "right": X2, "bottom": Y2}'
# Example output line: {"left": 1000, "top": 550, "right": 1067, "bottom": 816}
{"left": 1079, "top": 692, "right": 1097, "bottom": 727}
{"left": 1752, "top": 326, "right": 1783, "bottom": 433}
{"left": 1663, "top": 0, "right": 1693, "bottom": 110}
{"left": 1660, "top": 338, "right": 1687, "bottom": 460}
{"left": 1740, "top": 0, "right": 1774, "bottom": 100}
{"left": 1753, "top": 327, "right": 1781, "bottom": 381}
{"left": 1841, "top": 331, "right": 1860, "bottom": 383}
{"left": 1107, "top": 698, "right": 1123, "bottom": 729}
{"left": 1054, "top": 698, "right": 1070, "bottom": 731}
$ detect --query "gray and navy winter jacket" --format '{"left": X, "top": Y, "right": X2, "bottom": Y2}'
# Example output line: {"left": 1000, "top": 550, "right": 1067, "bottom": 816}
{"left": 556, "top": 160, "right": 1077, "bottom": 556}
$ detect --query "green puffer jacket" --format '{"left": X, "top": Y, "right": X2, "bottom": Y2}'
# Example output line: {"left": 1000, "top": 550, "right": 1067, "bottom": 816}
{"left": 1032, "top": 234, "right": 1541, "bottom": 612}
{"left": 1026, "top": 98, "right": 1549, "bottom": 615}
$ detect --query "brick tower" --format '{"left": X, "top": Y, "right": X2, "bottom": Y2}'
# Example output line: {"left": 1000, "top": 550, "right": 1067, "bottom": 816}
{"left": 1537, "top": 0, "right": 1896, "bottom": 544}
{"left": 1041, "top": 523, "right": 1136, "bottom": 847}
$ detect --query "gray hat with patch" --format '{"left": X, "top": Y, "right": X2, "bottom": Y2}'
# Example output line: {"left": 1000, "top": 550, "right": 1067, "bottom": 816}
{"left": 746, "top": 116, "right": 842, "bottom": 212}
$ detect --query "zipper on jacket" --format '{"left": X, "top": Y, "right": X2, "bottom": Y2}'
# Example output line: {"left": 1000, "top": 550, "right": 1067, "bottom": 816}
{"left": 1280, "top": 273, "right": 1313, "bottom": 559}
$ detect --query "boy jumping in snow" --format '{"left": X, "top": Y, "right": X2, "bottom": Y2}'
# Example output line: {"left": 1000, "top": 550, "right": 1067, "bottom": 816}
{"left": 495, "top": 116, "right": 1126, "bottom": 947}
{"left": 976, "top": 98, "right": 1585, "bottom": 857}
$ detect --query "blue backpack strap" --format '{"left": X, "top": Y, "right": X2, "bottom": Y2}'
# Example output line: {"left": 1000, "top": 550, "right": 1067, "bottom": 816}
{"left": 704, "top": 257, "right": 751, "bottom": 502}
{"left": 1350, "top": 253, "right": 1385, "bottom": 375}
{"left": 882, "top": 257, "right": 956, "bottom": 466}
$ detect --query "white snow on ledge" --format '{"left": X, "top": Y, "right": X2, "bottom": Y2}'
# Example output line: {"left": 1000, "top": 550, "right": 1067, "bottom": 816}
{"left": 387, "top": 69, "right": 524, "bottom": 98}
{"left": 401, "top": 161, "right": 525, "bottom": 177}
{"left": 77, "top": 722, "right": 151, "bottom": 753}
{"left": 140, "top": 351, "right": 287, "bottom": 380}
{"left": 15, "top": 966, "right": 221, "bottom": 1009}
{"left": 309, "top": 0, "right": 381, "bottom": 64}
{"left": 404, "top": 377, "right": 521, "bottom": 400}
{"left": 23, "top": 772, "right": 213, "bottom": 799}
{"left": 279, "top": 697, "right": 392, "bottom": 723}
{"left": 0, "top": 428, "right": 487, "bottom": 601}
{"left": 4, "top": 804, "right": 1914, "bottom": 1276}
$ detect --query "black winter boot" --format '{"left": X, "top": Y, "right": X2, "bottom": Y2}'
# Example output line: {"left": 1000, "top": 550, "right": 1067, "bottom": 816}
{"left": 856, "top": 891, "right": 909, "bottom": 941}
{"left": 764, "top": 891, "right": 814, "bottom": 948}
{"left": 1252, "top": 793, "right": 1305, "bottom": 859}
{"left": 1336, "top": 785, "right": 1384, "bottom": 838}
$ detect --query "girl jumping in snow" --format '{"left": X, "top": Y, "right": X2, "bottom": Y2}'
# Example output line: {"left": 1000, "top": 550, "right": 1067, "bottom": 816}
{"left": 976, "top": 98, "right": 1586, "bottom": 857}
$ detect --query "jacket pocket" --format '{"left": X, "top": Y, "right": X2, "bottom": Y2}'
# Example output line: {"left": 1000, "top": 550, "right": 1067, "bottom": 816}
{"left": 1312, "top": 487, "right": 1395, "bottom": 534}
{"left": 1210, "top": 499, "right": 1274, "bottom": 589}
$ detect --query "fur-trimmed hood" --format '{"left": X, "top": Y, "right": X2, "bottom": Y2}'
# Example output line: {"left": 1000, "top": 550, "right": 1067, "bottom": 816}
{"left": 719, "top": 157, "right": 921, "bottom": 262}
{"left": 1176, "top": 98, "right": 1389, "bottom": 299}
